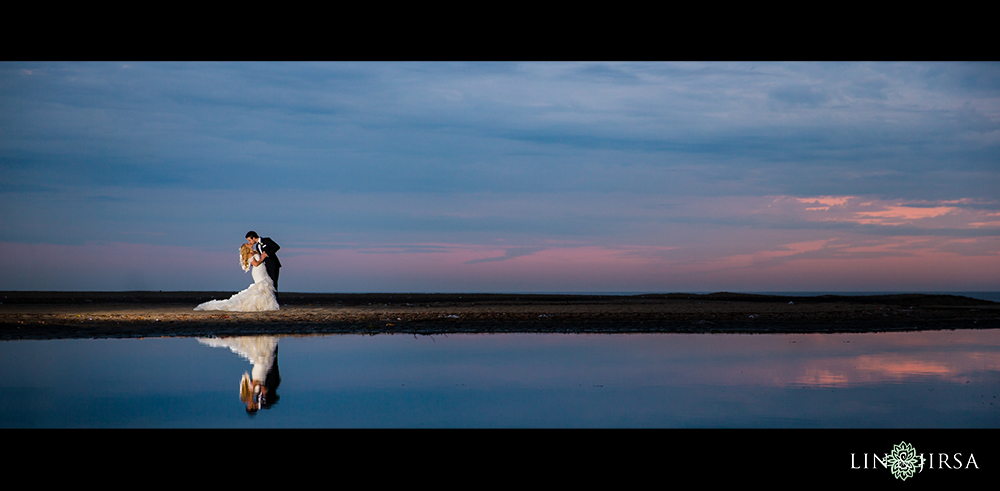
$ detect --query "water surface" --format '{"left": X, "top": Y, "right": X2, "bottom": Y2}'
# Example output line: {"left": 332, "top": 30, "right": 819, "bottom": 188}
{"left": 2, "top": 330, "right": 997, "bottom": 427}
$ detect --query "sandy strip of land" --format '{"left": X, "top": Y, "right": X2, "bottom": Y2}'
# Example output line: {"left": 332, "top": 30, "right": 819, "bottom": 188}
{"left": 1, "top": 292, "right": 997, "bottom": 340}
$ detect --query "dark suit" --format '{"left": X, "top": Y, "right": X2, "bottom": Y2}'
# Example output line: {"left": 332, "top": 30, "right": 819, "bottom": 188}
{"left": 255, "top": 237, "right": 281, "bottom": 291}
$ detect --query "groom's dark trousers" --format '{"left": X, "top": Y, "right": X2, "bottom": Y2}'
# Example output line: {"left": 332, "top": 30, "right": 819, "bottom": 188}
{"left": 258, "top": 237, "right": 281, "bottom": 296}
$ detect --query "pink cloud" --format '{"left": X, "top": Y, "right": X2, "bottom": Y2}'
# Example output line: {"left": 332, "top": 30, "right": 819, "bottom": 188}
{"left": 4, "top": 192, "right": 999, "bottom": 293}
{"left": 782, "top": 195, "right": 998, "bottom": 228}
{"left": 795, "top": 195, "right": 856, "bottom": 211}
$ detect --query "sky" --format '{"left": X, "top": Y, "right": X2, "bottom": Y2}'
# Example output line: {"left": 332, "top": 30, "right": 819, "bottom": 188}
{"left": 1, "top": 62, "right": 998, "bottom": 293}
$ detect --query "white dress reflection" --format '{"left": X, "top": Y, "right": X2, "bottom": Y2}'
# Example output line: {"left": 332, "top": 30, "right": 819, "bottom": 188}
{"left": 198, "top": 336, "right": 281, "bottom": 413}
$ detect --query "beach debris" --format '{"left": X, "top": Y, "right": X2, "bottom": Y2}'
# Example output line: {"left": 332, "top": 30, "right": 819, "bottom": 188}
{"left": 788, "top": 301, "right": 794, "bottom": 304}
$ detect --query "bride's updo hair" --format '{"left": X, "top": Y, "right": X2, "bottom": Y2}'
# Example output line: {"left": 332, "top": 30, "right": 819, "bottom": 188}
{"left": 240, "top": 372, "right": 253, "bottom": 404}
{"left": 240, "top": 243, "right": 254, "bottom": 272}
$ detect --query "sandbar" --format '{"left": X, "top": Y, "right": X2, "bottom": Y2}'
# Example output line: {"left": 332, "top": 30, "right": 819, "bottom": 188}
{"left": 1, "top": 291, "right": 997, "bottom": 340}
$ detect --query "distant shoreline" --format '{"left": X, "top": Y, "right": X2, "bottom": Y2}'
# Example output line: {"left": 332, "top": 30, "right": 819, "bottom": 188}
{"left": 2, "top": 291, "right": 997, "bottom": 340}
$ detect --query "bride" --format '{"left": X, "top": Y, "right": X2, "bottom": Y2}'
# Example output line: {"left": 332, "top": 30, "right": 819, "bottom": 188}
{"left": 195, "top": 243, "right": 279, "bottom": 312}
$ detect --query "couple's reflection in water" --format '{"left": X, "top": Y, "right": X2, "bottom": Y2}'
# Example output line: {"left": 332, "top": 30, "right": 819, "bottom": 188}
{"left": 198, "top": 336, "right": 280, "bottom": 414}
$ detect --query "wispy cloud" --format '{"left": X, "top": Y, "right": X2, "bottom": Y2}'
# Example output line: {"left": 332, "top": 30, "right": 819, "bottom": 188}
{"left": 464, "top": 247, "right": 544, "bottom": 264}
{"left": 2, "top": 62, "right": 998, "bottom": 291}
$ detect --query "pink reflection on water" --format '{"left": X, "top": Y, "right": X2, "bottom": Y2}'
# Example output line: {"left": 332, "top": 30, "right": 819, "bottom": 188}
{"left": 291, "top": 330, "right": 1000, "bottom": 395}
{"left": 772, "top": 331, "right": 1000, "bottom": 388}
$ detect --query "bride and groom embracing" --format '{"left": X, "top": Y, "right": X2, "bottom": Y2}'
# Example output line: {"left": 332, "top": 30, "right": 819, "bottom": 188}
{"left": 195, "top": 231, "right": 282, "bottom": 312}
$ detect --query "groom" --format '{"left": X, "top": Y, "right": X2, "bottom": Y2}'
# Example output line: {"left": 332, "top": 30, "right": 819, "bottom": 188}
{"left": 246, "top": 231, "right": 282, "bottom": 293}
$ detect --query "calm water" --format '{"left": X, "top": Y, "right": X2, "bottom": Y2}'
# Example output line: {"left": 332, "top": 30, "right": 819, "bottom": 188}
{"left": 2, "top": 330, "right": 998, "bottom": 428}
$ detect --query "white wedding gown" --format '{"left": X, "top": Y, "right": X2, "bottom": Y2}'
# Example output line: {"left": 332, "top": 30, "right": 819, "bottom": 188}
{"left": 194, "top": 254, "right": 279, "bottom": 312}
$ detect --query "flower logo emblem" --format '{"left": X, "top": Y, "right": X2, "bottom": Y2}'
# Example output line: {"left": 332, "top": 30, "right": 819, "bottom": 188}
{"left": 885, "top": 441, "right": 919, "bottom": 481}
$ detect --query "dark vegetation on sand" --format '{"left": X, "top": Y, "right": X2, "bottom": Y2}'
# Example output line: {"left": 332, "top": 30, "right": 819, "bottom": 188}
{"left": 1, "top": 291, "right": 997, "bottom": 340}
{"left": 3, "top": 290, "right": 996, "bottom": 306}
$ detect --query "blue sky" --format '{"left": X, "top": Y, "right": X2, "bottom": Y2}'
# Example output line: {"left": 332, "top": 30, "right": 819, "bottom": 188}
{"left": 2, "top": 62, "right": 998, "bottom": 292}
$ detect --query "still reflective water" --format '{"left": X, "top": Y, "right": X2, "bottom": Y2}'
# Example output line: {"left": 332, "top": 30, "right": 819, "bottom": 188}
{"left": 2, "top": 330, "right": 998, "bottom": 427}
